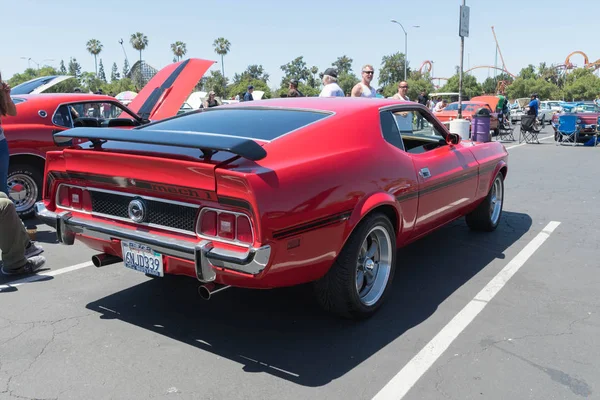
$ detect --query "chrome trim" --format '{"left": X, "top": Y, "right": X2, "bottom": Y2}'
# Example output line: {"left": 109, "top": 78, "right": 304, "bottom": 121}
{"left": 195, "top": 206, "right": 254, "bottom": 247}
{"left": 54, "top": 183, "right": 200, "bottom": 236}
{"left": 34, "top": 201, "right": 271, "bottom": 280}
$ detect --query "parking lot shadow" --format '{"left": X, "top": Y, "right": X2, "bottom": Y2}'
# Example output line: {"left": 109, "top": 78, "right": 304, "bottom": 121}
{"left": 85, "top": 210, "right": 532, "bottom": 387}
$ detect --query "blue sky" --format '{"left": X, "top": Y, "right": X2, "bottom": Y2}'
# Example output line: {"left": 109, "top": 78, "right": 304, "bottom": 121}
{"left": 3, "top": 0, "right": 599, "bottom": 89}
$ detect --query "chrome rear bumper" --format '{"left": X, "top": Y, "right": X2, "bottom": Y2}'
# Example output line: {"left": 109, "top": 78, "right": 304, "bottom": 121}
{"left": 34, "top": 202, "right": 271, "bottom": 283}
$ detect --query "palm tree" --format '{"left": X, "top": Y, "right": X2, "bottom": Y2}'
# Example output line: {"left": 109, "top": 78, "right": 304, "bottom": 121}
{"left": 86, "top": 39, "right": 103, "bottom": 77}
{"left": 213, "top": 37, "right": 231, "bottom": 77}
{"left": 130, "top": 32, "right": 149, "bottom": 66}
{"left": 170, "top": 41, "right": 187, "bottom": 62}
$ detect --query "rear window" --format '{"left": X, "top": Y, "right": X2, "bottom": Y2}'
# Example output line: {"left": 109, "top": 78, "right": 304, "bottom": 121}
{"left": 141, "top": 108, "right": 331, "bottom": 141}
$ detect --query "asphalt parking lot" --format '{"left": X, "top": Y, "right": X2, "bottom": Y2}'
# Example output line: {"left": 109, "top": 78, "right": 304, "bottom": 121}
{"left": 1, "top": 125, "right": 598, "bottom": 400}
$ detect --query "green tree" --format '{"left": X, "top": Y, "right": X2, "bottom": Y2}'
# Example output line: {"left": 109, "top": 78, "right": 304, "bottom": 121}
{"left": 332, "top": 55, "right": 353, "bottom": 74}
{"left": 213, "top": 37, "right": 231, "bottom": 77}
{"left": 505, "top": 78, "right": 561, "bottom": 100}
{"left": 279, "top": 56, "right": 311, "bottom": 89}
{"left": 170, "top": 41, "right": 187, "bottom": 62}
{"left": 68, "top": 58, "right": 81, "bottom": 78}
{"left": 518, "top": 64, "right": 537, "bottom": 80}
{"left": 130, "top": 32, "right": 149, "bottom": 66}
{"left": 439, "top": 73, "right": 482, "bottom": 99}
{"left": 379, "top": 52, "right": 410, "bottom": 87}
{"left": 562, "top": 68, "right": 600, "bottom": 101}
{"left": 233, "top": 64, "right": 269, "bottom": 83}
{"left": 337, "top": 71, "right": 359, "bottom": 96}
{"left": 98, "top": 59, "right": 106, "bottom": 82}
{"left": 111, "top": 62, "right": 120, "bottom": 81}
{"left": 59, "top": 60, "right": 67, "bottom": 74}
{"left": 203, "top": 70, "right": 229, "bottom": 98}
{"left": 86, "top": 39, "right": 103, "bottom": 76}
{"left": 122, "top": 59, "right": 130, "bottom": 77}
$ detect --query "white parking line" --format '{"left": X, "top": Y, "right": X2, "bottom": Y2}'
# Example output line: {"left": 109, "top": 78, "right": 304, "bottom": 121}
{"left": 504, "top": 134, "right": 554, "bottom": 150}
{"left": 372, "top": 220, "right": 561, "bottom": 400}
{"left": 0, "top": 261, "right": 93, "bottom": 291}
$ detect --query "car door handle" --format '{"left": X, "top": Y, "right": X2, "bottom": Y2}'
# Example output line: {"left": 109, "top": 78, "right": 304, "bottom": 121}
{"left": 419, "top": 168, "right": 431, "bottom": 178}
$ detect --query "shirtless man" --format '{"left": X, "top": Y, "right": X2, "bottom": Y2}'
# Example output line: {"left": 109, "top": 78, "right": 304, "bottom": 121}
{"left": 351, "top": 64, "right": 377, "bottom": 97}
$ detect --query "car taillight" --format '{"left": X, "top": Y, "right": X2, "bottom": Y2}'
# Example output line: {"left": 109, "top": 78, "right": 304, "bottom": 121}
{"left": 200, "top": 210, "right": 217, "bottom": 236}
{"left": 236, "top": 216, "right": 253, "bottom": 243}
{"left": 218, "top": 213, "right": 236, "bottom": 240}
{"left": 56, "top": 184, "right": 92, "bottom": 212}
{"left": 198, "top": 209, "right": 254, "bottom": 244}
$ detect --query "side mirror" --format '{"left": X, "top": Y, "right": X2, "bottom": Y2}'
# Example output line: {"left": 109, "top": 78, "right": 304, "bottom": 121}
{"left": 446, "top": 133, "right": 461, "bottom": 145}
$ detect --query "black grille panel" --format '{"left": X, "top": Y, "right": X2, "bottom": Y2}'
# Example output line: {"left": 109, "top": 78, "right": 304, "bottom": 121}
{"left": 90, "top": 191, "right": 198, "bottom": 232}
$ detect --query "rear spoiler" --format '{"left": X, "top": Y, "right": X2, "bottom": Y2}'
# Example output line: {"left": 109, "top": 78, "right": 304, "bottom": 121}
{"left": 53, "top": 127, "right": 267, "bottom": 161}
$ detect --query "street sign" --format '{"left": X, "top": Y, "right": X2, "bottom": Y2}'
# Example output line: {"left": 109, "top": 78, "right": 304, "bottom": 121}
{"left": 459, "top": 5, "right": 470, "bottom": 37}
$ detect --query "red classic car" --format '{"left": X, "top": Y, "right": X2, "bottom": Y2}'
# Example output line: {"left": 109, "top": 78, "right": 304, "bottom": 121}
{"left": 3, "top": 58, "right": 213, "bottom": 218}
{"left": 551, "top": 102, "right": 600, "bottom": 143}
{"left": 35, "top": 97, "right": 508, "bottom": 319}
{"left": 435, "top": 101, "right": 500, "bottom": 135}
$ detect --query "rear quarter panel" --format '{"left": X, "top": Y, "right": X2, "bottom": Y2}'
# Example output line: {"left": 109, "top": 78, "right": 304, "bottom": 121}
{"left": 467, "top": 141, "right": 508, "bottom": 200}
{"left": 218, "top": 109, "right": 419, "bottom": 286}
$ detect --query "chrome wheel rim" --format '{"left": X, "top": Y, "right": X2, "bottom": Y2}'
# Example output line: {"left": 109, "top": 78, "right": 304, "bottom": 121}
{"left": 489, "top": 176, "right": 503, "bottom": 225}
{"left": 8, "top": 174, "right": 38, "bottom": 213}
{"left": 355, "top": 226, "right": 392, "bottom": 306}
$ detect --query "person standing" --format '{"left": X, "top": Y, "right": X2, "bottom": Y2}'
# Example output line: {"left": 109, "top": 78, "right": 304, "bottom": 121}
{"left": 319, "top": 69, "right": 344, "bottom": 97}
{"left": 0, "top": 74, "right": 17, "bottom": 196}
{"left": 392, "top": 81, "right": 410, "bottom": 101}
{"left": 288, "top": 80, "right": 304, "bottom": 97}
{"left": 351, "top": 65, "right": 377, "bottom": 97}
{"left": 243, "top": 85, "right": 254, "bottom": 102}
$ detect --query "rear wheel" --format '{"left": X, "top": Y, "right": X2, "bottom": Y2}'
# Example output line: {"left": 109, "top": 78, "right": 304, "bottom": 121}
{"left": 7, "top": 164, "right": 42, "bottom": 219}
{"left": 466, "top": 172, "right": 504, "bottom": 232}
{"left": 313, "top": 213, "right": 396, "bottom": 319}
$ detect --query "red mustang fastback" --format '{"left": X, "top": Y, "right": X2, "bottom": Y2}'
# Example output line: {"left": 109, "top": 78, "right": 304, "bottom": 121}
{"left": 35, "top": 98, "right": 508, "bottom": 319}
{"left": 3, "top": 58, "right": 213, "bottom": 217}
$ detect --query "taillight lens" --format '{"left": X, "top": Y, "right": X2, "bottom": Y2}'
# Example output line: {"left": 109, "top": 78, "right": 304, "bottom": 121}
{"left": 236, "top": 216, "right": 252, "bottom": 243}
{"left": 200, "top": 210, "right": 217, "bottom": 236}
{"left": 57, "top": 185, "right": 70, "bottom": 207}
{"left": 56, "top": 184, "right": 92, "bottom": 212}
{"left": 218, "top": 213, "right": 236, "bottom": 240}
{"left": 199, "top": 209, "right": 254, "bottom": 244}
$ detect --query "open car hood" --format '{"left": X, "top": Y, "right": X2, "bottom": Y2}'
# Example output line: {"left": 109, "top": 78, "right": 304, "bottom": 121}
{"left": 125, "top": 58, "right": 215, "bottom": 121}
{"left": 10, "top": 75, "right": 75, "bottom": 95}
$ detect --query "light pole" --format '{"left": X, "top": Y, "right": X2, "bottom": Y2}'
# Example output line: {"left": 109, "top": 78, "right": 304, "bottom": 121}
{"left": 390, "top": 20, "right": 420, "bottom": 81}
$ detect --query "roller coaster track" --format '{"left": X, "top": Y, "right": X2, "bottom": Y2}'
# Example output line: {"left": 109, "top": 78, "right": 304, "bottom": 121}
{"left": 562, "top": 51, "right": 600, "bottom": 71}
{"left": 464, "top": 65, "right": 517, "bottom": 78}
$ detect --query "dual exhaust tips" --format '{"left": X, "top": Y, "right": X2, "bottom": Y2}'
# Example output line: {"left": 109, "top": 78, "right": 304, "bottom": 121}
{"left": 91, "top": 253, "right": 231, "bottom": 300}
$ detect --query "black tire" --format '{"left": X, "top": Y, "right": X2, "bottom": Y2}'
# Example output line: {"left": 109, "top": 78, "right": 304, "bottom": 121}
{"left": 466, "top": 172, "right": 504, "bottom": 232}
{"left": 7, "top": 164, "right": 43, "bottom": 219}
{"left": 313, "top": 213, "right": 396, "bottom": 319}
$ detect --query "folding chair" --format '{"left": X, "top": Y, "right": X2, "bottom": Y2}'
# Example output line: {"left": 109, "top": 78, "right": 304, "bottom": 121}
{"left": 519, "top": 114, "right": 540, "bottom": 143}
{"left": 496, "top": 117, "right": 515, "bottom": 141}
{"left": 555, "top": 114, "right": 579, "bottom": 146}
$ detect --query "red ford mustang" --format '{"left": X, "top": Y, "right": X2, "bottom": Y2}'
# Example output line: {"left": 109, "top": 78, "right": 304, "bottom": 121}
{"left": 35, "top": 97, "right": 508, "bottom": 319}
{"left": 3, "top": 58, "right": 213, "bottom": 218}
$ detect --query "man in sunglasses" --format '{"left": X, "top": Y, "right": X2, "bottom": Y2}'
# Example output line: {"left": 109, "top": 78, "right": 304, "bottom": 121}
{"left": 351, "top": 65, "right": 377, "bottom": 97}
{"left": 392, "top": 81, "right": 410, "bottom": 101}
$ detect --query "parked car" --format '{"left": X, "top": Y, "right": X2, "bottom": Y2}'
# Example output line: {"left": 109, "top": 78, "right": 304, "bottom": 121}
{"left": 35, "top": 97, "right": 508, "bottom": 319}
{"left": 551, "top": 102, "right": 600, "bottom": 143}
{"left": 2, "top": 58, "right": 214, "bottom": 218}
{"left": 434, "top": 101, "right": 500, "bottom": 135}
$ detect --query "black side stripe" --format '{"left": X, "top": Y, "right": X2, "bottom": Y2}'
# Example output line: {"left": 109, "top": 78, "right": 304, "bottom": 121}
{"left": 137, "top": 59, "right": 190, "bottom": 120}
{"left": 395, "top": 164, "right": 500, "bottom": 203}
{"left": 272, "top": 211, "right": 352, "bottom": 239}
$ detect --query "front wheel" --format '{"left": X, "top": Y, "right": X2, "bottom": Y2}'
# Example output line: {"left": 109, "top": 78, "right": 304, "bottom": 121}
{"left": 313, "top": 213, "right": 396, "bottom": 319}
{"left": 7, "top": 164, "right": 43, "bottom": 219}
{"left": 466, "top": 172, "right": 504, "bottom": 232}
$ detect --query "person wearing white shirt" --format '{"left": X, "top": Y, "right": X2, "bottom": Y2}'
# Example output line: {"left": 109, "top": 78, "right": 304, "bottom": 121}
{"left": 319, "top": 68, "right": 345, "bottom": 97}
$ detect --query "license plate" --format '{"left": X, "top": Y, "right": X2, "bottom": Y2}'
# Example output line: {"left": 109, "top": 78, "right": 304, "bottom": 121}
{"left": 121, "top": 241, "right": 164, "bottom": 277}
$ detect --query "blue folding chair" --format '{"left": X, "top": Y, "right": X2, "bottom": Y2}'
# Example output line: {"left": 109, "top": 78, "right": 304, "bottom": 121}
{"left": 555, "top": 115, "right": 579, "bottom": 146}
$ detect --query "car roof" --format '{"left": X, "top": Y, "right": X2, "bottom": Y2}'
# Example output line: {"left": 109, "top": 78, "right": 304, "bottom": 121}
{"left": 218, "top": 97, "right": 413, "bottom": 114}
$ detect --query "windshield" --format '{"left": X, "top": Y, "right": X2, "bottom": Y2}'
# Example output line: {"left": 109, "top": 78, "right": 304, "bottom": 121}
{"left": 141, "top": 108, "right": 332, "bottom": 141}
{"left": 443, "top": 103, "right": 479, "bottom": 112}
{"left": 574, "top": 104, "right": 600, "bottom": 113}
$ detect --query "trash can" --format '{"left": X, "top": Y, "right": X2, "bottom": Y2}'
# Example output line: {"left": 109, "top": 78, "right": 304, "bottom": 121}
{"left": 471, "top": 107, "right": 491, "bottom": 142}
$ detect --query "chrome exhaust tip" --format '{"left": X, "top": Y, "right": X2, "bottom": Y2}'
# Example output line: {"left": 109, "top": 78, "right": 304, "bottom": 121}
{"left": 92, "top": 253, "right": 122, "bottom": 268}
{"left": 198, "top": 283, "right": 231, "bottom": 300}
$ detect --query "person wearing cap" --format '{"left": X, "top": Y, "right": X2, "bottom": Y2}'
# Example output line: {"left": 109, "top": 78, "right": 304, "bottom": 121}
{"left": 319, "top": 68, "right": 344, "bottom": 97}
{"left": 288, "top": 80, "right": 304, "bottom": 97}
{"left": 243, "top": 85, "right": 254, "bottom": 102}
